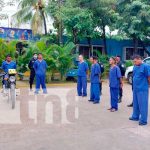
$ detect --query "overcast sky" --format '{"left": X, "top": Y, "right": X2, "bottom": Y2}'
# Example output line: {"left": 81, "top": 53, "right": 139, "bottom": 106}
{"left": 0, "top": 0, "right": 117, "bottom": 35}
{"left": 0, "top": 0, "right": 53, "bottom": 31}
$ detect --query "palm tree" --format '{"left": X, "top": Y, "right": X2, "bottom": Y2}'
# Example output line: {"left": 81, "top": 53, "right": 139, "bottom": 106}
{"left": 13, "top": 0, "right": 47, "bottom": 35}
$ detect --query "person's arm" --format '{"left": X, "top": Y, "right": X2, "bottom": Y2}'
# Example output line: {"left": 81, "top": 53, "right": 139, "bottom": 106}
{"left": 33, "top": 61, "right": 37, "bottom": 73}
{"left": 145, "top": 65, "right": 150, "bottom": 85}
{"left": 45, "top": 61, "right": 48, "bottom": 69}
{"left": 28, "top": 60, "right": 32, "bottom": 70}
{"left": 85, "top": 63, "right": 89, "bottom": 75}
{"left": 94, "top": 64, "right": 101, "bottom": 75}
{"left": 117, "top": 67, "right": 123, "bottom": 88}
{"left": 1, "top": 62, "right": 5, "bottom": 71}
{"left": 148, "top": 77, "right": 150, "bottom": 85}
{"left": 14, "top": 62, "right": 17, "bottom": 69}
{"left": 120, "top": 78, "right": 123, "bottom": 88}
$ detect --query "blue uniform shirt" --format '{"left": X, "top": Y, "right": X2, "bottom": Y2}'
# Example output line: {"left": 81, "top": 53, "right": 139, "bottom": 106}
{"left": 133, "top": 63, "right": 150, "bottom": 92}
{"left": 77, "top": 61, "right": 88, "bottom": 77}
{"left": 90, "top": 63, "right": 101, "bottom": 83}
{"left": 2, "top": 61, "right": 17, "bottom": 73}
{"left": 34, "top": 60, "right": 48, "bottom": 76}
{"left": 109, "top": 66, "right": 122, "bottom": 88}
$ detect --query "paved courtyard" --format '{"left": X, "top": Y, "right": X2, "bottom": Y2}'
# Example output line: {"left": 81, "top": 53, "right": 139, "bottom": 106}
{"left": 0, "top": 81, "right": 150, "bottom": 150}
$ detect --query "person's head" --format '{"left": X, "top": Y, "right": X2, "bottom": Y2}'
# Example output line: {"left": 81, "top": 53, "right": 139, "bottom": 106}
{"left": 78, "top": 55, "right": 84, "bottom": 62}
{"left": 89, "top": 56, "right": 94, "bottom": 64}
{"left": 6, "top": 54, "right": 12, "bottom": 62}
{"left": 33, "top": 53, "right": 38, "bottom": 60}
{"left": 109, "top": 57, "right": 116, "bottom": 65}
{"left": 116, "top": 55, "right": 121, "bottom": 63}
{"left": 133, "top": 55, "right": 142, "bottom": 66}
{"left": 93, "top": 56, "right": 98, "bottom": 64}
{"left": 38, "top": 53, "right": 43, "bottom": 60}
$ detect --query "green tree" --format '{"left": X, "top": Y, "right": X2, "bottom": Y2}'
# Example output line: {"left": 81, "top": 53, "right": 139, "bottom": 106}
{"left": 117, "top": 0, "right": 150, "bottom": 51}
{"left": 46, "top": 0, "right": 65, "bottom": 45}
{"left": 74, "top": 0, "right": 118, "bottom": 54}
{"left": 60, "top": 2, "right": 95, "bottom": 47}
{"left": 13, "top": 0, "right": 47, "bottom": 35}
{"left": 0, "top": 39, "right": 18, "bottom": 65}
{"left": 45, "top": 42, "right": 75, "bottom": 80}
{"left": 16, "top": 39, "right": 75, "bottom": 81}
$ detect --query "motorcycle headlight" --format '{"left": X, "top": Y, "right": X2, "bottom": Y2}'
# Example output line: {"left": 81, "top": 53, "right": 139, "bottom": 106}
{"left": 9, "top": 76, "right": 16, "bottom": 82}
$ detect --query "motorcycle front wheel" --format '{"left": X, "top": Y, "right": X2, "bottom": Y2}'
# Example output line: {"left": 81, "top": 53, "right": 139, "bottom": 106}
{"left": 10, "top": 83, "right": 16, "bottom": 109}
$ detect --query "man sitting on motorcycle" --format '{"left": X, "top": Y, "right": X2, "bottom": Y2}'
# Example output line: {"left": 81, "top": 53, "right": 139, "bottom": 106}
{"left": 1, "top": 55, "right": 17, "bottom": 87}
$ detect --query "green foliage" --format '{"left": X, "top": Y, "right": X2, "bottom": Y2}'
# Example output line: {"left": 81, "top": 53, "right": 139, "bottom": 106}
{"left": 13, "top": 0, "right": 47, "bottom": 35}
{"left": 125, "top": 60, "right": 133, "bottom": 68}
{"left": 117, "top": 0, "right": 150, "bottom": 43}
{"left": 15, "top": 39, "right": 75, "bottom": 81}
{"left": 60, "top": 2, "right": 95, "bottom": 44}
{"left": 94, "top": 50, "right": 110, "bottom": 77}
{"left": 44, "top": 42, "right": 76, "bottom": 80}
{"left": 17, "top": 41, "right": 39, "bottom": 73}
{"left": 0, "top": 39, "right": 18, "bottom": 65}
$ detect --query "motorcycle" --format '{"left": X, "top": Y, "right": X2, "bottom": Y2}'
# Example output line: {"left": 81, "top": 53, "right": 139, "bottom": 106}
{"left": 0, "top": 69, "right": 17, "bottom": 109}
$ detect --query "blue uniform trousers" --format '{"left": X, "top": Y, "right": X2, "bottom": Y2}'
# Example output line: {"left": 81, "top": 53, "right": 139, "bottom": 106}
{"left": 110, "top": 88, "right": 119, "bottom": 110}
{"left": 77, "top": 76, "right": 87, "bottom": 96}
{"left": 132, "top": 90, "right": 149, "bottom": 124}
{"left": 90, "top": 83, "right": 100, "bottom": 103}
{"left": 35, "top": 74, "right": 47, "bottom": 93}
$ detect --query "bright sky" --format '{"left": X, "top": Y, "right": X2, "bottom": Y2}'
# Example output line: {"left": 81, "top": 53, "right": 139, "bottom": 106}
{"left": 0, "top": 0, "right": 117, "bottom": 34}
{"left": 0, "top": 0, "right": 54, "bottom": 31}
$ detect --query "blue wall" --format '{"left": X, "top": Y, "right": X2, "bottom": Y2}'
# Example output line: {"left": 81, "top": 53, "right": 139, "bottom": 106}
{"left": 79, "top": 38, "right": 144, "bottom": 59}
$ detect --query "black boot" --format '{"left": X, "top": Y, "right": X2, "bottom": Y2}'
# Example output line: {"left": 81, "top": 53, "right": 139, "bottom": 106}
{"left": 118, "top": 96, "right": 122, "bottom": 103}
{"left": 127, "top": 103, "right": 133, "bottom": 107}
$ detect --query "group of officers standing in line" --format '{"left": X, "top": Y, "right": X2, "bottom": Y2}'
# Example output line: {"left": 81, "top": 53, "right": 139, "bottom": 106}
{"left": 77, "top": 54, "right": 150, "bottom": 126}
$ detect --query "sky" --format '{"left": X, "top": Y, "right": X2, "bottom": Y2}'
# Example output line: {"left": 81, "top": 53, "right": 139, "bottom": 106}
{"left": 0, "top": 0, "right": 53, "bottom": 31}
{"left": 0, "top": 0, "right": 22, "bottom": 28}
{"left": 0, "top": 0, "right": 117, "bottom": 34}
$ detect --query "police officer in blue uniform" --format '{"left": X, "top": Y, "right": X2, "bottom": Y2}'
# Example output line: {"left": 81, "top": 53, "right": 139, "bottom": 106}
{"left": 108, "top": 57, "right": 123, "bottom": 112}
{"left": 28, "top": 53, "right": 37, "bottom": 91}
{"left": 129, "top": 55, "right": 150, "bottom": 126}
{"left": 34, "top": 53, "right": 48, "bottom": 94}
{"left": 89, "top": 56, "right": 101, "bottom": 104}
{"left": 77, "top": 55, "right": 89, "bottom": 97}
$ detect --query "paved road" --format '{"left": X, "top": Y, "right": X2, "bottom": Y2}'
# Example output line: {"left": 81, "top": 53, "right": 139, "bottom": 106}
{"left": 0, "top": 82, "right": 150, "bottom": 150}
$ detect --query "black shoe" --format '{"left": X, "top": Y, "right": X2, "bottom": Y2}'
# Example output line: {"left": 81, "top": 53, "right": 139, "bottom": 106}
{"left": 93, "top": 101, "right": 99, "bottom": 104}
{"left": 139, "top": 122, "right": 147, "bottom": 126}
{"left": 88, "top": 100, "right": 93, "bottom": 102}
{"left": 82, "top": 95, "right": 87, "bottom": 97}
{"left": 127, "top": 103, "right": 133, "bottom": 107}
{"left": 129, "top": 117, "right": 139, "bottom": 121}
{"left": 118, "top": 99, "right": 122, "bottom": 103}
{"left": 118, "top": 97, "right": 122, "bottom": 103}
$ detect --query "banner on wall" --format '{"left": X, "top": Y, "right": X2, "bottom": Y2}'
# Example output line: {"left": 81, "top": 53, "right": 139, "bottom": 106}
{"left": 0, "top": 27, "right": 32, "bottom": 40}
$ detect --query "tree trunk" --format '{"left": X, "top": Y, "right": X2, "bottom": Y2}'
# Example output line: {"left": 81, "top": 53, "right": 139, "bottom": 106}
{"left": 87, "top": 36, "right": 92, "bottom": 55}
{"left": 58, "top": 20, "right": 63, "bottom": 45}
{"left": 102, "top": 22, "right": 107, "bottom": 55}
{"left": 41, "top": 10, "right": 47, "bottom": 35}
{"left": 133, "top": 37, "right": 138, "bottom": 54}
{"left": 58, "top": 0, "right": 64, "bottom": 45}
{"left": 72, "top": 28, "right": 78, "bottom": 44}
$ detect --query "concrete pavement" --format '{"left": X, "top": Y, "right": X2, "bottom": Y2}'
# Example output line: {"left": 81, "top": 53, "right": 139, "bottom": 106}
{"left": 0, "top": 82, "right": 150, "bottom": 150}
